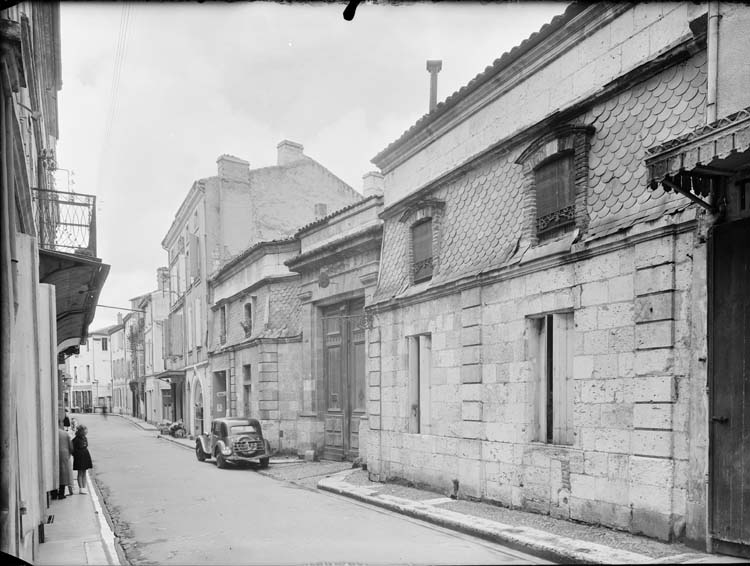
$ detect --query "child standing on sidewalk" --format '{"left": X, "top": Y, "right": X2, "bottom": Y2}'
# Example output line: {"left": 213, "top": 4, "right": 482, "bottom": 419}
{"left": 72, "top": 425, "right": 93, "bottom": 494}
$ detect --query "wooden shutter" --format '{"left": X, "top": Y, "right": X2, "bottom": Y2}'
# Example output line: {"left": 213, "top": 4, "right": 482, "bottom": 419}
{"left": 412, "top": 219, "right": 433, "bottom": 282}
{"left": 535, "top": 155, "right": 575, "bottom": 234}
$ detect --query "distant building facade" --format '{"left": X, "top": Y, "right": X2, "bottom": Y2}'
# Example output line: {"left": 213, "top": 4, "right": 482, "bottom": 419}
{"left": 208, "top": 239, "right": 302, "bottom": 451}
{"left": 365, "top": 1, "right": 749, "bottom": 554}
{"left": 108, "top": 320, "right": 127, "bottom": 414}
{"left": 139, "top": 269, "right": 171, "bottom": 423}
{"left": 66, "top": 327, "right": 116, "bottom": 411}
{"left": 160, "top": 141, "right": 362, "bottom": 439}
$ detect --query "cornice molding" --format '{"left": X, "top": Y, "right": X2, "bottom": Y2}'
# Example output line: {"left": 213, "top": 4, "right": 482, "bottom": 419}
{"left": 368, "top": 217, "right": 696, "bottom": 314}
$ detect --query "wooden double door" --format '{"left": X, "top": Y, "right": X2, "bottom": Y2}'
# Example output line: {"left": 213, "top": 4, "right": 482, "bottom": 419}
{"left": 709, "top": 217, "right": 750, "bottom": 557}
{"left": 322, "top": 299, "right": 366, "bottom": 461}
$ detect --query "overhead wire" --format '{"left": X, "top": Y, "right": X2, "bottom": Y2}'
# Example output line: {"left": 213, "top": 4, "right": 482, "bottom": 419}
{"left": 97, "top": 2, "right": 133, "bottom": 191}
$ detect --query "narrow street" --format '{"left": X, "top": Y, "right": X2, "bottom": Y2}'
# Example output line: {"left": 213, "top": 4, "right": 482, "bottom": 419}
{"left": 78, "top": 414, "right": 549, "bottom": 565}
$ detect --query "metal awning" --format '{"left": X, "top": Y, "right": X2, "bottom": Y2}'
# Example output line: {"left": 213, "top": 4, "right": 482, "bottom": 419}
{"left": 156, "top": 370, "right": 186, "bottom": 385}
{"left": 646, "top": 106, "right": 750, "bottom": 212}
{"left": 38, "top": 248, "right": 110, "bottom": 358}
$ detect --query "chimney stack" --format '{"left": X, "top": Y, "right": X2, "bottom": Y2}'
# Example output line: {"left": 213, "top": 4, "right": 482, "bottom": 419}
{"left": 314, "top": 203, "right": 328, "bottom": 219}
{"left": 362, "top": 171, "right": 384, "bottom": 198}
{"left": 277, "top": 140, "right": 305, "bottom": 166}
{"left": 426, "top": 60, "right": 442, "bottom": 112}
{"left": 217, "top": 154, "right": 250, "bottom": 180}
{"left": 117, "top": 312, "right": 123, "bottom": 325}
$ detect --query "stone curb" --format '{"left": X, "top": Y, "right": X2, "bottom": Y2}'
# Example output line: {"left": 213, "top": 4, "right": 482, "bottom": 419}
{"left": 318, "top": 472, "right": 652, "bottom": 565}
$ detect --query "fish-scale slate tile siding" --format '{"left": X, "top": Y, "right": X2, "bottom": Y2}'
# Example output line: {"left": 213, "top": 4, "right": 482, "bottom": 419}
{"left": 374, "top": 54, "right": 707, "bottom": 303}
{"left": 585, "top": 52, "right": 707, "bottom": 235}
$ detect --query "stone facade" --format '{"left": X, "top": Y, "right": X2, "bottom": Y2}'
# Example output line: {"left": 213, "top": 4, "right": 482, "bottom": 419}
{"left": 364, "top": 2, "right": 739, "bottom": 545}
{"left": 160, "top": 141, "right": 361, "bottom": 439}
{"left": 208, "top": 239, "right": 303, "bottom": 453}
{"left": 287, "top": 181, "right": 383, "bottom": 460}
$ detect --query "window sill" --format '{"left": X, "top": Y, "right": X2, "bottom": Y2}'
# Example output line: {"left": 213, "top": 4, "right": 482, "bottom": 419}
{"left": 520, "top": 229, "right": 578, "bottom": 265}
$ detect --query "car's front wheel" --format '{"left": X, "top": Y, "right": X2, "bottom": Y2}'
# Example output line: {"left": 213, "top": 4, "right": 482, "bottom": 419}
{"left": 259, "top": 457, "right": 269, "bottom": 469}
{"left": 196, "top": 442, "right": 207, "bottom": 462}
{"left": 216, "top": 452, "right": 228, "bottom": 469}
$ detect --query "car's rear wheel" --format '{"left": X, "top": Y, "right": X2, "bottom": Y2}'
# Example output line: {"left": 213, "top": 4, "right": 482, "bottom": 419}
{"left": 259, "top": 457, "right": 269, "bottom": 469}
{"left": 195, "top": 442, "right": 207, "bottom": 462}
{"left": 216, "top": 452, "right": 228, "bottom": 469}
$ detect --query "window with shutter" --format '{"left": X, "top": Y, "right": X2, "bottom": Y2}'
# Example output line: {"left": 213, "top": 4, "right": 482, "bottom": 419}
{"left": 535, "top": 154, "right": 575, "bottom": 236}
{"left": 412, "top": 219, "right": 433, "bottom": 283}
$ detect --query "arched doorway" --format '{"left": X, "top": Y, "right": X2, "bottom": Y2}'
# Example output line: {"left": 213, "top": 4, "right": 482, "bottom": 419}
{"left": 193, "top": 381, "right": 204, "bottom": 437}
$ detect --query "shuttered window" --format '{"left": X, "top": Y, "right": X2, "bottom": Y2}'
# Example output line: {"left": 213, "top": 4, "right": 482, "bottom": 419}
{"left": 535, "top": 154, "right": 575, "bottom": 235}
{"left": 412, "top": 219, "right": 433, "bottom": 283}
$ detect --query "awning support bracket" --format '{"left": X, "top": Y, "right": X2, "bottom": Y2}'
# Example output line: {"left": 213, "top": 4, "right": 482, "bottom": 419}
{"left": 660, "top": 178, "right": 717, "bottom": 213}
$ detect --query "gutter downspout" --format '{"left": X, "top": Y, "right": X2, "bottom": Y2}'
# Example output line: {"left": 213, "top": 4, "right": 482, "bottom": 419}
{"left": 705, "top": 3, "right": 720, "bottom": 553}
{"left": 706, "top": 2, "right": 720, "bottom": 124}
{"left": 1, "top": 79, "right": 15, "bottom": 557}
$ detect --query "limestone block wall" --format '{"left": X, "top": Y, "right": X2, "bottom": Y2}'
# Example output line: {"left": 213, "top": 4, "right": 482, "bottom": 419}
{"left": 367, "top": 227, "right": 701, "bottom": 541}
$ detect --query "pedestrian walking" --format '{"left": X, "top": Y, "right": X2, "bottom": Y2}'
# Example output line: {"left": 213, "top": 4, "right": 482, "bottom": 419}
{"left": 56, "top": 424, "right": 73, "bottom": 499}
{"left": 62, "top": 413, "right": 71, "bottom": 431}
{"left": 72, "top": 424, "right": 93, "bottom": 494}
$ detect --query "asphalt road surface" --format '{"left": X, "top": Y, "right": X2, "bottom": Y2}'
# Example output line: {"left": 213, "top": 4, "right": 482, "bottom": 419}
{"left": 79, "top": 413, "right": 550, "bottom": 565}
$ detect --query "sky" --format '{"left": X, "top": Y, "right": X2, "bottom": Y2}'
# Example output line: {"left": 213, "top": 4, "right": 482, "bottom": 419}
{"left": 55, "top": 1, "right": 569, "bottom": 331}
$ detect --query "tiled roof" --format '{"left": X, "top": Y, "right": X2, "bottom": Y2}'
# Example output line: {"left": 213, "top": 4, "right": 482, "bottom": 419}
{"left": 210, "top": 238, "right": 297, "bottom": 283}
{"left": 294, "top": 194, "right": 377, "bottom": 237}
{"left": 372, "top": 2, "right": 586, "bottom": 165}
{"left": 373, "top": 52, "right": 709, "bottom": 303}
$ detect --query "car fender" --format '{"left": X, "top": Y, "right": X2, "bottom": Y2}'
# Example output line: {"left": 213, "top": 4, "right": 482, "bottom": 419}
{"left": 215, "top": 439, "right": 229, "bottom": 455}
{"left": 196, "top": 435, "right": 211, "bottom": 454}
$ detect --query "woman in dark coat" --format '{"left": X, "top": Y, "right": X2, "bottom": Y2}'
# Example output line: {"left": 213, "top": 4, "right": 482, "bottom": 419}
{"left": 72, "top": 424, "right": 93, "bottom": 494}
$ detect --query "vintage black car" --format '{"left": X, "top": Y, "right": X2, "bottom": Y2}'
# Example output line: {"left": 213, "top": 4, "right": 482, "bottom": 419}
{"left": 195, "top": 417, "right": 271, "bottom": 469}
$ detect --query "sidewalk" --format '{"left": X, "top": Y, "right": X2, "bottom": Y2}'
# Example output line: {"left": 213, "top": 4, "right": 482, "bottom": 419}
{"left": 46, "top": 413, "right": 746, "bottom": 565}
{"left": 36, "top": 473, "right": 119, "bottom": 566}
{"left": 318, "top": 468, "right": 746, "bottom": 565}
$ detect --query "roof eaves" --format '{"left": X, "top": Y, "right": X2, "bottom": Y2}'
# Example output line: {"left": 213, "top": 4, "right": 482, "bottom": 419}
{"left": 294, "top": 194, "right": 381, "bottom": 237}
{"left": 371, "top": 2, "right": 587, "bottom": 167}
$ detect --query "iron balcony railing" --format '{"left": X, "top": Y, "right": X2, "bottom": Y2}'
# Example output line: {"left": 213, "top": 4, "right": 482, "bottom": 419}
{"left": 32, "top": 188, "right": 97, "bottom": 257}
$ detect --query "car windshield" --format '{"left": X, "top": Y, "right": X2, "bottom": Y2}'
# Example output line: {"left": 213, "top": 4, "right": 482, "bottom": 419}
{"left": 230, "top": 425, "right": 256, "bottom": 434}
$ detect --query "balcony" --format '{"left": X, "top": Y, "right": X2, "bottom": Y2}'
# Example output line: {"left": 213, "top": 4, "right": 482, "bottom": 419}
{"left": 32, "top": 188, "right": 97, "bottom": 257}
{"left": 31, "top": 188, "right": 109, "bottom": 358}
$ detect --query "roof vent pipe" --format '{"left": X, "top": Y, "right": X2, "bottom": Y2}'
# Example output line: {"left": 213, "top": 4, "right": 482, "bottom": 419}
{"left": 426, "top": 60, "right": 442, "bottom": 112}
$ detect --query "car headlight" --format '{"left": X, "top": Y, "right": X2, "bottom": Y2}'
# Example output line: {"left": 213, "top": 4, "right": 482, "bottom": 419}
{"left": 221, "top": 446, "right": 232, "bottom": 456}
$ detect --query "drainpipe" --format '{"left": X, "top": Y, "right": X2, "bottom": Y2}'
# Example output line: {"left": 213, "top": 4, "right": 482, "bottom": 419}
{"left": 706, "top": 2, "right": 720, "bottom": 124}
{"left": 1, "top": 83, "right": 15, "bottom": 557}
{"left": 705, "top": 5, "right": 720, "bottom": 551}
